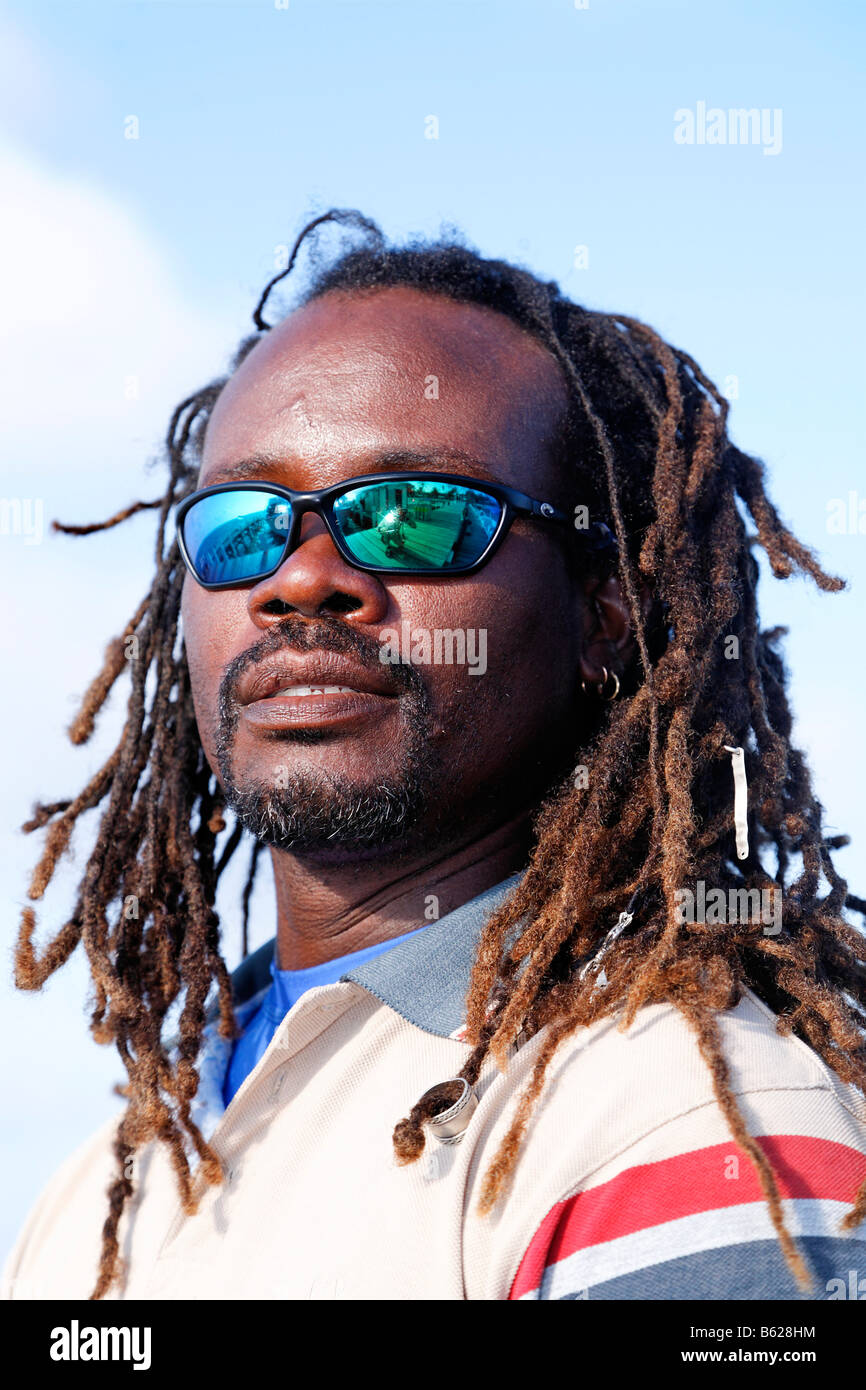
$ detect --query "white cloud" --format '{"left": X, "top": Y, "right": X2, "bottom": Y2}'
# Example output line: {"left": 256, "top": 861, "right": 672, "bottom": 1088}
{"left": 0, "top": 128, "right": 247, "bottom": 1266}
{"left": 0, "top": 137, "right": 233, "bottom": 469}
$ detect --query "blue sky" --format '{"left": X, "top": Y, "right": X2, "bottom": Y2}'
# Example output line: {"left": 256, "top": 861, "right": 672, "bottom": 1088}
{"left": 1, "top": 0, "right": 864, "bottom": 1265}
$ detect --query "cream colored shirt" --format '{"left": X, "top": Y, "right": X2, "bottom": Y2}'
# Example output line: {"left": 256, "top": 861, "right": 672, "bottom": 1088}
{"left": 4, "top": 876, "right": 866, "bottom": 1300}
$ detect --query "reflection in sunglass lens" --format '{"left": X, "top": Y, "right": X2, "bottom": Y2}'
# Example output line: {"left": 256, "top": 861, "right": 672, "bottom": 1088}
{"left": 332, "top": 479, "right": 502, "bottom": 571}
{"left": 182, "top": 490, "right": 291, "bottom": 585}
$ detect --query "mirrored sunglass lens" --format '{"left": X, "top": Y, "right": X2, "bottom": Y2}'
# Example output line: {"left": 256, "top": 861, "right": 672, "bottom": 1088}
{"left": 332, "top": 479, "right": 502, "bottom": 570}
{"left": 182, "top": 490, "right": 291, "bottom": 585}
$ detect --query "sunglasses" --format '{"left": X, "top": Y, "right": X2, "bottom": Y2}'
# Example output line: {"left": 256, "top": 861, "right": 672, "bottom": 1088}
{"left": 176, "top": 471, "right": 571, "bottom": 588}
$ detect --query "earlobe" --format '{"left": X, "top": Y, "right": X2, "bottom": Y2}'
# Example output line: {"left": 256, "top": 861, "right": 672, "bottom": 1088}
{"left": 580, "top": 666, "right": 621, "bottom": 701}
{"left": 577, "top": 573, "right": 652, "bottom": 691}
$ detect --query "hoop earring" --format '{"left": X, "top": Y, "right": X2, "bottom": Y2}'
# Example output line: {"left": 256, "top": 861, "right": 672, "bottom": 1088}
{"left": 599, "top": 668, "right": 620, "bottom": 701}
{"left": 581, "top": 665, "right": 620, "bottom": 701}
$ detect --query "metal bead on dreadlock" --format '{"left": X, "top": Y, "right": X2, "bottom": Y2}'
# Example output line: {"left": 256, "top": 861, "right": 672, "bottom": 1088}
{"left": 417, "top": 1077, "right": 478, "bottom": 1147}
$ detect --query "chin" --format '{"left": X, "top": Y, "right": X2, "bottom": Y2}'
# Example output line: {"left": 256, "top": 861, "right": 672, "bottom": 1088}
{"left": 223, "top": 770, "right": 432, "bottom": 857}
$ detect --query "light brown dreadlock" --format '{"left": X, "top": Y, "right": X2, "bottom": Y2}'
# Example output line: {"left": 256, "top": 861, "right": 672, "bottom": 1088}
{"left": 16, "top": 210, "right": 866, "bottom": 1299}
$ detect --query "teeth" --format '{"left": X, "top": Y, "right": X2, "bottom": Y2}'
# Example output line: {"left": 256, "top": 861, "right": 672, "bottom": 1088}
{"left": 273, "top": 684, "right": 359, "bottom": 697}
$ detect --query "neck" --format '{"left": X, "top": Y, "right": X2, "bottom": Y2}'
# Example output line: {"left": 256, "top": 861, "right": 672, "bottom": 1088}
{"left": 270, "top": 814, "right": 532, "bottom": 970}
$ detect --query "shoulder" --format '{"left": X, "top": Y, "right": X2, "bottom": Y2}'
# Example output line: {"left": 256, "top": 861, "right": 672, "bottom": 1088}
{"left": 1, "top": 1113, "right": 121, "bottom": 1300}
{"left": 2, "top": 1103, "right": 190, "bottom": 1302}
{"left": 462, "top": 989, "right": 866, "bottom": 1300}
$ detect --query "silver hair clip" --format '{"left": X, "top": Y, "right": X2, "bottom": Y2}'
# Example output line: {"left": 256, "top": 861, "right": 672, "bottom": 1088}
{"left": 578, "top": 909, "right": 634, "bottom": 994}
{"left": 723, "top": 745, "right": 749, "bottom": 860}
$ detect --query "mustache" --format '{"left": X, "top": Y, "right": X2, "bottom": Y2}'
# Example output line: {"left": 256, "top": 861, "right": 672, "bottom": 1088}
{"left": 217, "top": 614, "right": 428, "bottom": 725}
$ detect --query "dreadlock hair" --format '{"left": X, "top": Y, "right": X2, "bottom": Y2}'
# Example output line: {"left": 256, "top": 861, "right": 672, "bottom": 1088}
{"left": 16, "top": 208, "right": 866, "bottom": 1299}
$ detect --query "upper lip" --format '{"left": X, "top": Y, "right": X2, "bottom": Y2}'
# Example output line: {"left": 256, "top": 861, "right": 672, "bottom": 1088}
{"left": 239, "top": 652, "right": 400, "bottom": 706}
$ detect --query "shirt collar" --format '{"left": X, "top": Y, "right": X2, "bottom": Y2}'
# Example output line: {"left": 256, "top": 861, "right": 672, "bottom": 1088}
{"left": 226, "top": 871, "right": 523, "bottom": 1040}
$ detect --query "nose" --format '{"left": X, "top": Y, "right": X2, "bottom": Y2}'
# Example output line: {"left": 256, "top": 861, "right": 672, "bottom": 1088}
{"left": 246, "top": 511, "right": 389, "bottom": 628}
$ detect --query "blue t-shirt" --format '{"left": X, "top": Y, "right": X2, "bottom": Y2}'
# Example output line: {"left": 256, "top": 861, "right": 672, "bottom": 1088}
{"left": 223, "top": 923, "right": 429, "bottom": 1106}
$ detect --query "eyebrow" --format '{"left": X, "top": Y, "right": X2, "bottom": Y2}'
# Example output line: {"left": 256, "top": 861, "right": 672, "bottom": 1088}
{"left": 201, "top": 448, "right": 502, "bottom": 488}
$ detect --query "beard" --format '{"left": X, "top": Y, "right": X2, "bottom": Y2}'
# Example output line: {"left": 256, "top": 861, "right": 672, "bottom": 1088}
{"left": 214, "top": 616, "right": 441, "bottom": 856}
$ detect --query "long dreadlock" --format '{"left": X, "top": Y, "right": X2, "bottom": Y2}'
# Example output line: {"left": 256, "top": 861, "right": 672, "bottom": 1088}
{"left": 16, "top": 209, "right": 866, "bottom": 1300}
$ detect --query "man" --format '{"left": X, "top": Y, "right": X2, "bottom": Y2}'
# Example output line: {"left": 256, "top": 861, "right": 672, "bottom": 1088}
{"left": 5, "top": 210, "right": 866, "bottom": 1301}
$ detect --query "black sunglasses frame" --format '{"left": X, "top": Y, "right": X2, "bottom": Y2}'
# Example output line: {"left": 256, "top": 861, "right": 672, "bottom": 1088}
{"left": 175, "top": 470, "right": 571, "bottom": 589}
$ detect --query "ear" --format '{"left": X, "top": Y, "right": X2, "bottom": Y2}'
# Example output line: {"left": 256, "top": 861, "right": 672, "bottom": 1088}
{"left": 578, "top": 573, "right": 653, "bottom": 689}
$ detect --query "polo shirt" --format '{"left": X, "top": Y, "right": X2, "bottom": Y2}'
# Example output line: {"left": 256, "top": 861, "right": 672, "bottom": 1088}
{"left": 3, "top": 874, "right": 866, "bottom": 1300}
{"left": 222, "top": 923, "right": 432, "bottom": 1106}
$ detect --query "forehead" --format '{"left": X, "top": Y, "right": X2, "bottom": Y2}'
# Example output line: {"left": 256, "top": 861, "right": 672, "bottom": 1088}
{"left": 199, "top": 286, "right": 568, "bottom": 493}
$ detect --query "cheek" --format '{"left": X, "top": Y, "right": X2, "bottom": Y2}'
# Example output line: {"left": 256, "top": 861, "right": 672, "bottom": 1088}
{"left": 479, "top": 544, "right": 579, "bottom": 680}
{"left": 389, "top": 542, "right": 581, "bottom": 718}
{"left": 180, "top": 582, "right": 231, "bottom": 761}
{"left": 473, "top": 582, "right": 578, "bottom": 707}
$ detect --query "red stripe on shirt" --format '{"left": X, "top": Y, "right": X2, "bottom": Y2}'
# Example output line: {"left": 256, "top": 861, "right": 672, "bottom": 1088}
{"left": 509, "top": 1134, "right": 866, "bottom": 1299}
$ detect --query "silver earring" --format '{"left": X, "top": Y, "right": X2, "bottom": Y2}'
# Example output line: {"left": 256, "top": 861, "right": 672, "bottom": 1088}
{"left": 581, "top": 665, "right": 620, "bottom": 701}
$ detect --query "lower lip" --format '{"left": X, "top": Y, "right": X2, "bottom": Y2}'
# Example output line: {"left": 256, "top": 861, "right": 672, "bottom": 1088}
{"left": 240, "top": 690, "right": 397, "bottom": 731}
